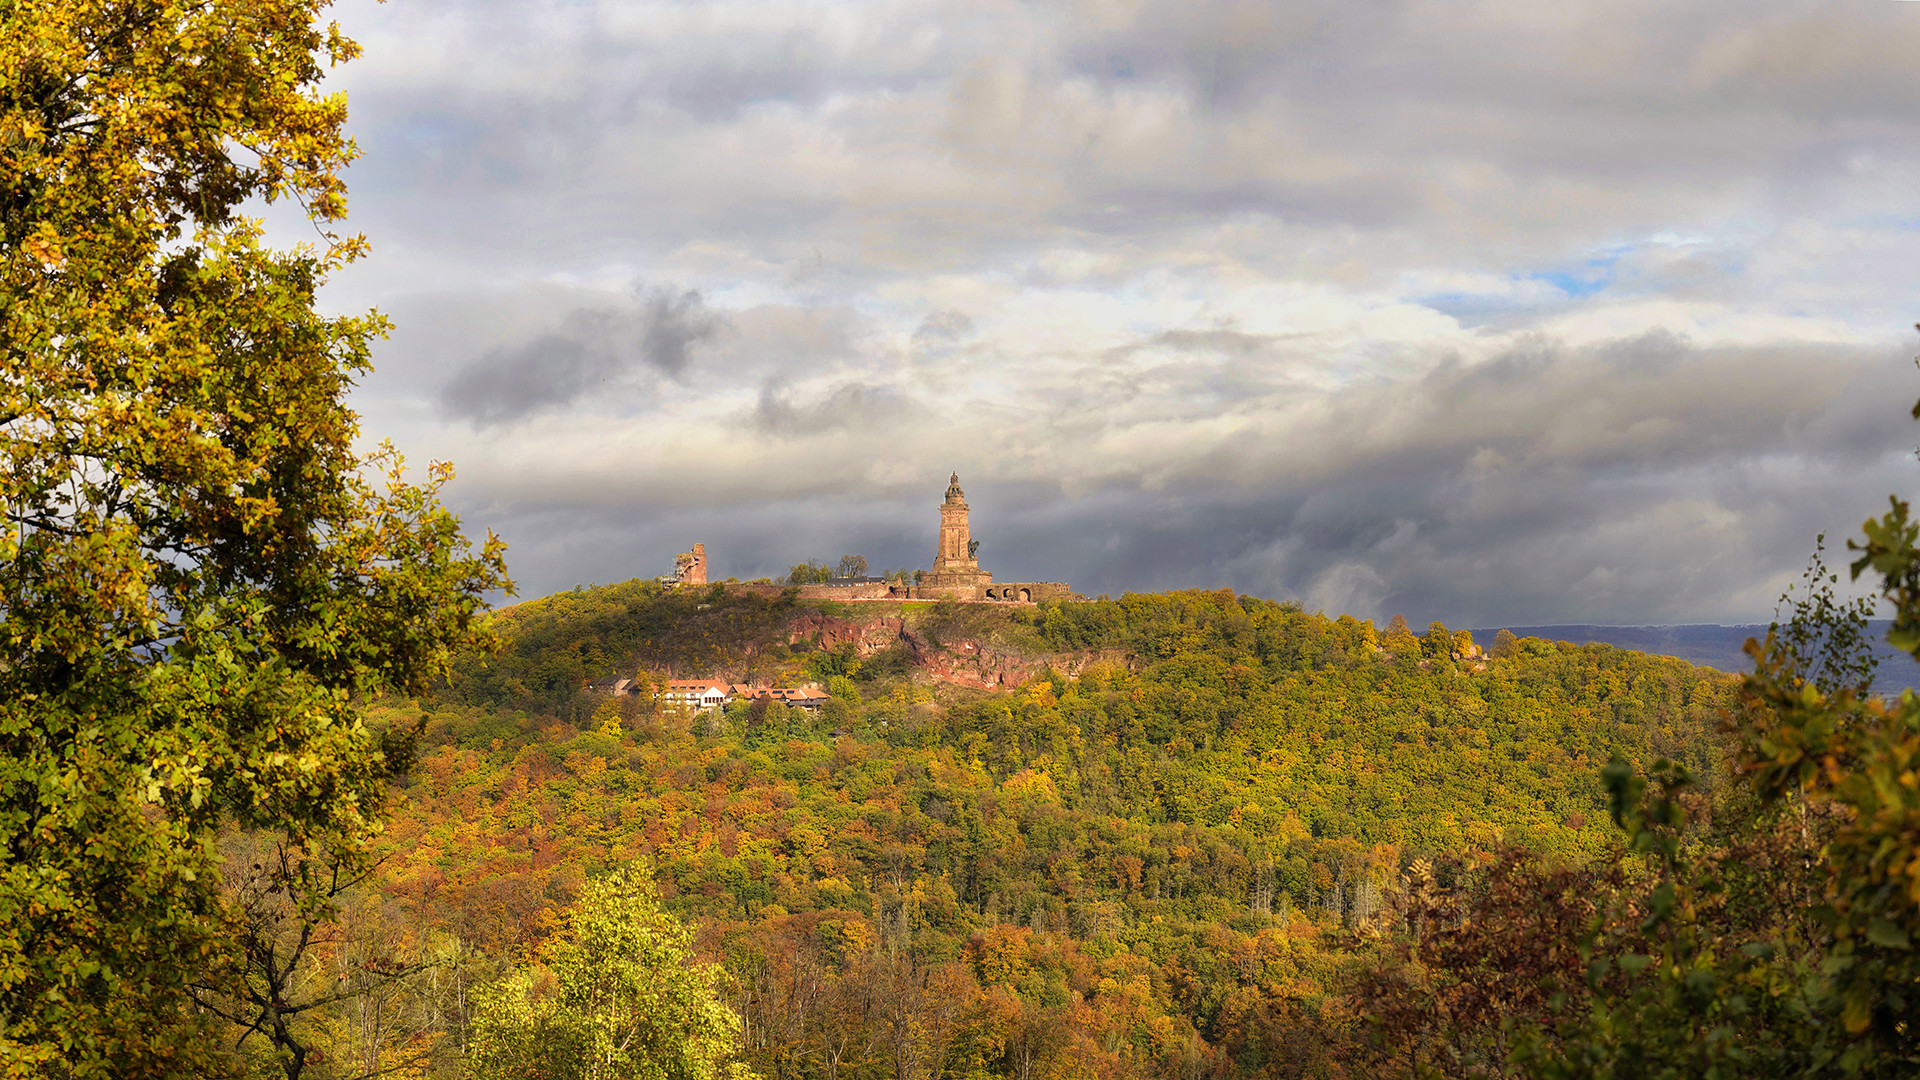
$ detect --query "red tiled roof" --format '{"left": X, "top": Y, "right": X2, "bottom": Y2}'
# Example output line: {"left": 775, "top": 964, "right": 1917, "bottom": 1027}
{"left": 737, "top": 686, "right": 830, "bottom": 702}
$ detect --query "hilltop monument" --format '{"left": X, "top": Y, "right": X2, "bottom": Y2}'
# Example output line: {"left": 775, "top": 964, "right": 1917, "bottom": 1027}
{"left": 922, "top": 472, "right": 992, "bottom": 592}
{"left": 668, "top": 475, "right": 1074, "bottom": 602}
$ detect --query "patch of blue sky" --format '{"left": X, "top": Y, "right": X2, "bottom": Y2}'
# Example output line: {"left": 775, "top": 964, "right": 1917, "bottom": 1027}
{"left": 1529, "top": 269, "right": 1609, "bottom": 299}
{"left": 1413, "top": 234, "right": 1732, "bottom": 323}
{"left": 1531, "top": 246, "right": 1630, "bottom": 297}
{"left": 1413, "top": 251, "right": 1627, "bottom": 323}
{"left": 1416, "top": 292, "right": 1546, "bottom": 323}
{"left": 1853, "top": 212, "right": 1920, "bottom": 232}
{"left": 1413, "top": 273, "right": 1595, "bottom": 323}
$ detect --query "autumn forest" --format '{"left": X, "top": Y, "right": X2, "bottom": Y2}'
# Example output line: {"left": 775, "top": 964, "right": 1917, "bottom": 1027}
{"left": 270, "top": 582, "right": 1748, "bottom": 1077}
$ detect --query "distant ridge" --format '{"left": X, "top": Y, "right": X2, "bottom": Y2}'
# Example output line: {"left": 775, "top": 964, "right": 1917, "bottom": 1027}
{"left": 1474, "top": 620, "right": 1919, "bottom": 694}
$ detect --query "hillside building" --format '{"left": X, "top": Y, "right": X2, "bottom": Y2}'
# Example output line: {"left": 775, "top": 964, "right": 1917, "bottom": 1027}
{"left": 735, "top": 686, "right": 831, "bottom": 711}
{"left": 654, "top": 680, "right": 832, "bottom": 713}
{"left": 660, "top": 680, "right": 730, "bottom": 711}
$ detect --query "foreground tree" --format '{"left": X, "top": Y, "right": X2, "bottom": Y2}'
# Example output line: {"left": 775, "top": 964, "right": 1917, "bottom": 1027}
{"left": 1371, "top": 410, "right": 1920, "bottom": 1077}
{"left": 0, "top": 0, "right": 507, "bottom": 1074}
{"left": 468, "top": 868, "right": 752, "bottom": 1080}
{"left": 1522, "top": 412, "right": 1920, "bottom": 1077}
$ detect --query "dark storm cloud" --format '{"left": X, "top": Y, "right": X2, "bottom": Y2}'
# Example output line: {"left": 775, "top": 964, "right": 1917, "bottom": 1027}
{"left": 1021, "top": 0, "right": 1920, "bottom": 251}
{"left": 1058, "top": 0, "right": 1920, "bottom": 127}
{"left": 439, "top": 288, "right": 724, "bottom": 425}
{"left": 443, "top": 329, "right": 1920, "bottom": 628}
{"left": 1016, "top": 335, "right": 1918, "bottom": 626}
{"left": 637, "top": 290, "right": 724, "bottom": 377}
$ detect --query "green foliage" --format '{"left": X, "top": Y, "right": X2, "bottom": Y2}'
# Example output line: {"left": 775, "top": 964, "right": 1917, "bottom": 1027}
{"left": 0, "top": 0, "right": 506, "bottom": 1074}
{"left": 469, "top": 867, "right": 752, "bottom": 1080}
{"left": 1769, "top": 534, "right": 1879, "bottom": 697}
{"left": 788, "top": 561, "right": 833, "bottom": 585}
{"left": 807, "top": 642, "right": 862, "bottom": 684}
{"left": 445, "top": 581, "right": 799, "bottom": 720}
{"left": 1494, "top": 627, "right": 1522, "bottom": 659}
{"left": 1451, "top": 523, "right": 1920, "bottom": 1077}
{"left": 826, "top": 675, "right": 861, "bottom": 705}
{"left": 1382, "top": 613, "right": 1419, "bottom": 658}
{"left": 1744, "top": 502, "right": 1920, "bottom": 1062}
{"left": 921, "top": 598, "right": 1049, "bottom": 653}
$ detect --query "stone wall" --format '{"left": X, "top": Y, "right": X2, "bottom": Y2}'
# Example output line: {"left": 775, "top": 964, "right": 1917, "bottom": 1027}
{"left": 722, "top": 581, "right": 915, "bottom": 601}
{"left": 714, "top": 580, "right": 1074, "bottom": 604}
{"left": 978, "top": 582, "right": 1074, "bottom": 603}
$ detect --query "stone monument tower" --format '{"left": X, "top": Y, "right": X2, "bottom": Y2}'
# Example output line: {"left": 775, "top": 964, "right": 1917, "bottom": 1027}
{"left": 923, "top": 472, "right": 991, "bottom": 595}
{"left": 934, "top": 473, "right": 976, "bottom": 572}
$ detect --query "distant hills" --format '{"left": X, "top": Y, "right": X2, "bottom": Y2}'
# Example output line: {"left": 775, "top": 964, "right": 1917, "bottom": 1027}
{"left": 1476, "top": 620, "right": 1919, "bottom": 693}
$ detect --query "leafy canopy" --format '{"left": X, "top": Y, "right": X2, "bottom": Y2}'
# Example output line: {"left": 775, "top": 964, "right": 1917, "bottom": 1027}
{"left": 0, "top": 0, "right": 506, "bottom": 1073}
{"left": 469, "top": 867, "right": 753, "bottom": 1080}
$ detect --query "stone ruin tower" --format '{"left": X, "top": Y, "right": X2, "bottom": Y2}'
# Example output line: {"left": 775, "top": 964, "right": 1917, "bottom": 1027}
{"left": 670, "top": 542, "right": 707, "bottom": 586}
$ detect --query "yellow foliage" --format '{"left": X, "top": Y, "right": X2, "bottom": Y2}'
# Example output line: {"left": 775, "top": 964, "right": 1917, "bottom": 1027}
{"left": 1002, "top": 768, "right": 1062, "bottom": 805}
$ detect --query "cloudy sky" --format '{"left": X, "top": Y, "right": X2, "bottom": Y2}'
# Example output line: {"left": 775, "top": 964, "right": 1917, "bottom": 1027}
{"left": 303, "top": 0, "right": 1920, "bottom": 627}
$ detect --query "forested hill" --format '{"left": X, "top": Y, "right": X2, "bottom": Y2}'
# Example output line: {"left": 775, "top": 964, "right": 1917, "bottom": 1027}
{"left": 359, "top": 581, "right": 1736, "bottom": 1078}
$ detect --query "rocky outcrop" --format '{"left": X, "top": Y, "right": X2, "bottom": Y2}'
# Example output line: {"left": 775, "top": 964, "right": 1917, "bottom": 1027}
{"left": 785, "top": 612, "right": 905, "bottom": 657}
{"left": 898, "top": 628, "right": 1045, "bottom": 689}
{"left": 785, "top": 611, "right": 1115, "bottom": 690}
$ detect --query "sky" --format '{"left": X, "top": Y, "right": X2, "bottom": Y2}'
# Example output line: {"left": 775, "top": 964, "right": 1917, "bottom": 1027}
{"left": 301, "top": 0, "right": 1920, "bottom": 627}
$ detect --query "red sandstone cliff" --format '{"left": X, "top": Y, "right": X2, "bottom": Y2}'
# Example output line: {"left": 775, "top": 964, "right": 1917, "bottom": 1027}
{"left": 783, "top": 612, "right": 1127, "bottom": 691}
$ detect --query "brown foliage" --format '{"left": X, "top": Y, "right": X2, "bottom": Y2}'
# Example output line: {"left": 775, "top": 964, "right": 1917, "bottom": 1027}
{"left": 1349, "top": 855, "right": 1623, "bottom": 1078}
